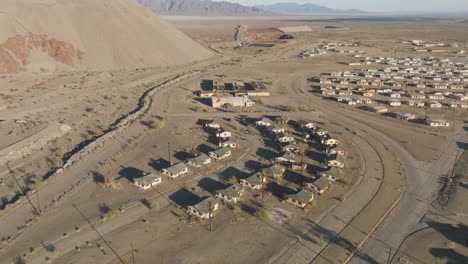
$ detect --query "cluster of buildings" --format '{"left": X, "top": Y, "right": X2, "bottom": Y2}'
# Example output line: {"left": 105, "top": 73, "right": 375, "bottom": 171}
{"left": 401, "top": 40, "right": 463, "bottom": 54}
{"left": 131, "top": 120, "right": 238, "bottom": 191}
{"left": 315, "top": 57, "right": 467, "bottom": 126}
{"left": 132, "top": 115, "right": 352, "bottom": 221}
{"left": 198, "top": 80, "right": 270, "bottom": 98}
{"left": 252, "top": 117, "right": 348, "bottom": 208}
{"left": 198, "top": 80, "right": 270, "bottom": 108}
{"left": 298, "top": 48, "right": 327, "bottom": 58}
{"left": 319, "top": 42, "right": 363, "bottom": 54}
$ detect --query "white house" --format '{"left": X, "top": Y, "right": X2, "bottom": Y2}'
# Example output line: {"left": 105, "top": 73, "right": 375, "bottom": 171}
{"left": 215, "top": 129, "right": 232, "bottom": 139}
{"left": 240, "top": 173, "right": 266, "bottom": 190}
{"left": 133, "top": 173, "right": 161, "bottom": 190}
{"left": 263, "top": 164, "right": 286, "bottom": 178}
{"left": 426, "top": 119, "right": 450, "bottom": 127}
{"left": 396, "top": 112, "right": 416, "bottom": 121}
{"left": 215, "top": 184, "right": 244, "bottom": 203}
{"left": 266, "top": 126, "right": 285, "bottom": 134}
{"left": 321, "top": 138, "right": 340, "bottom": 146}
{"left": 388, "top": 100, "right": 401, "bottom": 107}
{"left": 255, "top": 118, "right": 272, "bottom": 127}
{"left": 211, "top": 96, "right": 255, "bottom": 108}
{"left": 427, "top": 101, "right": 442, "bottom": 108}
{"left": 408, "top": 100, "right": 425, "bottom": 107}
{"left": 205, "top": 120, "right": 221, "bottom": 129}
{"left": 209, "top": 147, "right": 232, "bottom": 160}
{"left": 187, "top": 154, "right": 211, "bottom": 168}
{"left": 219, "top": 139, "right": 239, "bottom": 148}
{"left": 370, "top": 106, "right": 388, "bottom": 113}
{"left": 285, "top": 189, "right": 314, "bottom": 208}
{"left": 297, "top": 120, "right": 315, "bottom": 130}
{"left": 320, "top": 167, "right": 342, "bottom": 181}
{"left": 327, "top": 153, "right": 346, "bottom": 168}
{"left": 305, "top": 176, "right": 331, "bottom": 195}
{"left": 275, "top": 132, "right": 295, "bottom": 143}
{"left": 187, "top": 197, "right": 219, "bottom": 219}
{"left": 162, "top": 163, "right": 189, "bottom": 179}
{"left": 275, "top": 151, "right": 296, "bottom": 164}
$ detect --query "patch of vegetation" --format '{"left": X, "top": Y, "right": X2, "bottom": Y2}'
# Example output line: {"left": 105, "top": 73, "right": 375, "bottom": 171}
{"left": 150, "top": 202, "right": 160, "bottom": 212}
{"left": 315, "top": 235, "right": 328, "bottom": 247}
{"left": 434, "top": 257, "right": 448, "bottom": 264}
{"left": 228, "top": 176, "right": 238, "bottom": 185}
{"left": 26, "top": 175, "right": 46, "bottom": 191}
{"left": 148, "top": 120, "right": 167, "bottom": 130}
{"left": 254, "top": 206, "right": 273, "bottom": 221}
{"left": 337, "top": 178, "right": 352, "bottom": 185}
{"left": 102, "top": 176, "right": 119, "bottom": 190}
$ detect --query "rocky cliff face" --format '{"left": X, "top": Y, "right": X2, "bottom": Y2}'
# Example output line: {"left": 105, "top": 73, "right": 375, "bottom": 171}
{"left": 0, "top": 34, "right": 83, "bottom": 74}
{"left": 137, "top": 0, "right": 268, "bottom": 15}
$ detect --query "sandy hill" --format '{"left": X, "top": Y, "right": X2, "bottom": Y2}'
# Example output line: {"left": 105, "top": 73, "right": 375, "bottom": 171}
{"left": 0, "top": 0, "right": 213, "bottom": 74}
{"left": 137, "top": 0, "right": 269, "bottom": 16}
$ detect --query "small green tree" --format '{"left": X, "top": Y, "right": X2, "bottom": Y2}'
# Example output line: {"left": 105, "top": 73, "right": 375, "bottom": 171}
{"left": 151, "top": 202, "right": 160, "bottom": 212}
{"left": 228, "top": 176, "right": 238, "bottom": 185}
{"left": 27, "top": 175, "right": 46, "bottom": 191}
{"left": 254, "top": 206, "right": 273, "bottom": 221}
{"left": 288, "top": 104, "right": 298, "bottom": 112}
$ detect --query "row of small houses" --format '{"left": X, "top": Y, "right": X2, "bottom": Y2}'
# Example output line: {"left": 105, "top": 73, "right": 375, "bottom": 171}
{"left": 132, "top": 120, "right": 239, "bottom": 190}
{"left": 334, "top": 96, "right": 467, "bottom": 109}
{"left": 346, "top": 55, "right": 467, "bottom": 68}
{"left": 320, "top": 78, "right": 468, "bottom": 90}
{"left": 136, "top": 117, "right": 347, "bottom": 219}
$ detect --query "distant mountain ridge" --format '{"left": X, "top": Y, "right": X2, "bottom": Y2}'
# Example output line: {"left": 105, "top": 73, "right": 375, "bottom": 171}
{"left": 137, "top": 0, "right": 270, "bottom": 15}
{"left": 255, "top": 2, "right": 365, "bottom": 15}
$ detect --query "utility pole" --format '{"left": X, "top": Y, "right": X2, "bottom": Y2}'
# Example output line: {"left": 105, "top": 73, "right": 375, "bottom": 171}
{"left": 36, "top": 192, "right": 41, "bottom": 214}
{"left": 386, "top": 248, "right": 392, "bottom": 264}
{"left": 131, "top": 242, "right": 135, "bottom": 264}
{"left": 72, "top": 204, "right": 126, "bottom": 264}
{"left": 6, "top": 164, "right": 38, "bottom": 215}
{"left": 168, "top": 142, "right": 171, "bottom": 165}
{"left": 209, "top": 202, "right": 214, "bottom": 232}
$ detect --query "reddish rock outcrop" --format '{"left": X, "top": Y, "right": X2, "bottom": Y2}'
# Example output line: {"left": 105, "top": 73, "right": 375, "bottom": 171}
{"left": 0, "top": 34, "right": 84, "bottom": 74}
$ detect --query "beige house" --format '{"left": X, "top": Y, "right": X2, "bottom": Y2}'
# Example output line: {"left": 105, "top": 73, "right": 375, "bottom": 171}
{"left": 187, "top": 197, "right": 219, "bottom": 219}
{"left": 215, "top": 184, "right": 244, "bottom": 203}
{"left": 133, "top": 173, "right": 161, "bottom": 190}
{"left": 162, "top": 163, "right": 188, "bottom": 179}
{"left": 285, "top": 189, "right": 314, "bottom": 208}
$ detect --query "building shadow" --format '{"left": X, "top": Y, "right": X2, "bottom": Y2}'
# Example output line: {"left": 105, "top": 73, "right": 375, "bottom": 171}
{"left": 265, "top": 182, "right": 294, "bottom": 199}
{"left": 197, "top": 143, "right": 215, "bottom": 154}
{"left": 149, "top": 158, "right": 171, "bottom": 171}
{"left": 426, "top": 220, "right": 468, "bottom": 248}
{"left": 198, "top": 177, "right": 226, "bottom": 194}
{"left": 118, "top": 167, "right": 145, "bottom": 181}
{"left": 168, "top": 188, "right": 201, "bottom": 208}
{"left": 429, "top": 248, "right": 468, "bottom": 264}
{"left": 456, "top": 141, "right": 468, "bottom": 150}
{"left": 244, "top": 160, "right": 265, "bottom": 171}
{"left": 284, "top": 170, "right": 311, "bottom": 185}
{"left": 173, "top": 151, "right": 191, "bottom": 162}
{"left": 220, "top": 167, "right": 249, "bottom": 181}
{"left": 256, "top": 147, "right": 278, "bottom": 160}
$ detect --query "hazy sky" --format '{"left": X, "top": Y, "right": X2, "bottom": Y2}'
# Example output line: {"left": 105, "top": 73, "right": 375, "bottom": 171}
{"left": 214, "top": 0, "right": 468, "bottom": 13}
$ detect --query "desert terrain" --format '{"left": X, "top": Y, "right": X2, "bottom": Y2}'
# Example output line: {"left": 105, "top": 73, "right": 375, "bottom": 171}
{"left": 0, "top": 9, "right": 466, "bottom": 264}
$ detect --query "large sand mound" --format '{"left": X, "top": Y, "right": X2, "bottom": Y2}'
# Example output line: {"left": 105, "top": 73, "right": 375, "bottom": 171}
{"left": 0, "top": 0, "right": 213, "bottom": 73}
